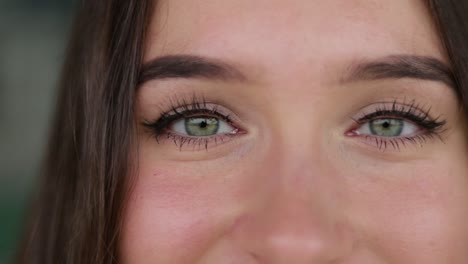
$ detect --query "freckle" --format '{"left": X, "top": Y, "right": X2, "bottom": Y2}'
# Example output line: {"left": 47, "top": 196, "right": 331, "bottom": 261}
{"left": 152, "top": 170, "right": 166, "bottom": 177}
{"left": 149, "top": 171, "right": 173, "bottom": 183}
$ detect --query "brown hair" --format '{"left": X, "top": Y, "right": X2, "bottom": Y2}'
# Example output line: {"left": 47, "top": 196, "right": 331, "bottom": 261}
{"left": 16, "top": 1, "right": 468, "bottom": 263}
{"left": 17, "top": 0, "right": 154, "bottom": 263}
{"left": 430, "top": 0, "right": 468, "bottom": 108}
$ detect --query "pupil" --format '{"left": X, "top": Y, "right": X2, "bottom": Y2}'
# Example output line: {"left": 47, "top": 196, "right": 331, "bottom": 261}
{"left": 369, "top": 119, "right": 403, "bottom": 137}
{"left": 200, "top": 121, "right": 208, "bottom": 128}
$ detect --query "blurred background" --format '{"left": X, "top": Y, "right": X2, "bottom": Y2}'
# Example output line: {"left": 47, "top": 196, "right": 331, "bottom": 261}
{"left": 0, "top": 0, "right": 76, "bottom": 262}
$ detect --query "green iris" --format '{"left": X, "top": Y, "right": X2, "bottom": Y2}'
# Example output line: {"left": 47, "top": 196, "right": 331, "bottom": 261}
{"left": 185, "top": 117, "right": 219, "bottom": 136}
{"left": 369, "top": 119, "right": 404, "bottom": 137}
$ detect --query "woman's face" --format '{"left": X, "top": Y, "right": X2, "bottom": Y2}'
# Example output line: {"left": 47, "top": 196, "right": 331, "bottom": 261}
{"left": 122, "top": 0, "right": 468, "bottom": 263}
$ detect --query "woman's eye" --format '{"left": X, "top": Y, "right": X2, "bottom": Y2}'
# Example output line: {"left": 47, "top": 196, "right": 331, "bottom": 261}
{"left": 356, "top": 118, "right": 419, "bottom": 137}
{"left": 171, "top": 116, "right": 236, "bottom": 137}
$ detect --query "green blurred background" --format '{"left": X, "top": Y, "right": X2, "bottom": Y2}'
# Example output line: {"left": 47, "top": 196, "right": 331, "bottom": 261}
{"left": 0, "top": 0, "right": 76, "bottom": 263}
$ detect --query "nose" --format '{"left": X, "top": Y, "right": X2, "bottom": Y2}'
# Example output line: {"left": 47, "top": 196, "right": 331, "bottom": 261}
{"left": 229, "top": 150, "right": 355, "bottom": 263}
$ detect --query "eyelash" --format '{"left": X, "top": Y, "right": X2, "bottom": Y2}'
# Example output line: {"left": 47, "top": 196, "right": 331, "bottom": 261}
{"left": 143, "top": 97, "right": 240, "bottom": 150}
{"left": 349, "top": 100, "right": 447, "bottom": 150}
{"left": 143, "top": 97, "right": 447, "bottom": 152}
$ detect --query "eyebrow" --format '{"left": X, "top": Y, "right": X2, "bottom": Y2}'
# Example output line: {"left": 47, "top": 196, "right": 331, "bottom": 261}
{"left": 139, "top": 55, "right": 247, "bottom": 84}
{"left": 139, "top": 54, "right": 456, "bottom": 89}
{"left": 344, "top": 55, "right": 455, "bottom": 88}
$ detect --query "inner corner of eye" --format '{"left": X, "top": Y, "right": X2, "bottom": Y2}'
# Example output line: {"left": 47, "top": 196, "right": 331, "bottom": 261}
{"left": 345, "top": 129, "right": 360, "bottom": 137}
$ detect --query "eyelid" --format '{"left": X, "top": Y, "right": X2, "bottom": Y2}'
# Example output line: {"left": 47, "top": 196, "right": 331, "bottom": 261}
{"left": 355, "top": 101, "right": 428, "bottom": 119}
{"left": 169, "top": 102, "right": 241, "bottom": 124}
{"left": 352, "top": 101, "right": 445, "bottom": 128}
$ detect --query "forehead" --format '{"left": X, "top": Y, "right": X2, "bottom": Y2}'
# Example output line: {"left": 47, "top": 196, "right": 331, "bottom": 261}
{"left": 145, "top": 0, "right": 445, "bottom": 77}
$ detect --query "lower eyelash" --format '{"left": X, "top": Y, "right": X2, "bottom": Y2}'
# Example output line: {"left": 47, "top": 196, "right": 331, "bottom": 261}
{"left": 360, "top": 133, "right": 443, "bottom": 152}
{"left": 156, "top": 131, "right": 237, "bottom": 151}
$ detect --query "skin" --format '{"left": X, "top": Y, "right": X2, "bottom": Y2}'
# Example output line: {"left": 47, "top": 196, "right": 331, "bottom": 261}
{"left": 121, "top": 0, "right": 468, "bottom": 263}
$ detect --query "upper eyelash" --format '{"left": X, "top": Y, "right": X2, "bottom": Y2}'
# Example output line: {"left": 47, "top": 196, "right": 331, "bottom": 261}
{"left": 354, "top": 100, "right": 447, "bottom": 132}
{"left": 142, "top": 96, "right": 234, "bottom": 139}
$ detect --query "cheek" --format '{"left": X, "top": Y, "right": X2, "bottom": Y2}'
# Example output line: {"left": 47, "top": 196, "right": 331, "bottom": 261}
{"left": 121, "top": 171, "right": 213, "bottom": 263}
{"left": 119, "top": 163, "right": 248, "bottom": 263}
{"left": 351, "top": 160, "right": 468, "bottom": 262}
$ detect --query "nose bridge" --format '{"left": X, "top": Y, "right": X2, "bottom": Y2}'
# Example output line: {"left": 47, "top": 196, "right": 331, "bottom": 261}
{"left": 271, "top": 145, "right": 335, "bottom": 207}
{"left": 263, "top": 75, "right": 332, "bottom": 165}
{"left": 266, "top": 105, "right": 334, "bottom": 198}
{"left": 226, "top": 81, "right": 355, "bottom": 262}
